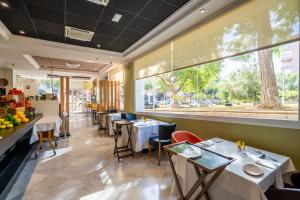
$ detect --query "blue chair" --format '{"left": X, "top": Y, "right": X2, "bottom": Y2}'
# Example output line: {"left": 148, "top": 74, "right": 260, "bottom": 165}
{"left": 126, "top": 113, "right": 137, "bottom": 121}
{"left": 149, "top": 123, "right": 176, "bottom": 165}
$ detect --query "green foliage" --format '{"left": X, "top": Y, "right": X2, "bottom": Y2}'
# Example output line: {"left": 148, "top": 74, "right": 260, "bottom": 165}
{"left": 218, "top": 65, "right": 261, "bottom": 103}
{"left": 144, "top": 80, "right": 153, "bottom": 90}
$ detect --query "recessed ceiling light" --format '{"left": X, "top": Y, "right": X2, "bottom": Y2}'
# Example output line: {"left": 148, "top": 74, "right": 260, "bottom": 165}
{"left": 109, "top": 56, "right": 112, "bottom": 59}
{"left": 112, "top": 13, "right": 122, "bottom": 23}
{"left": 19, "top": 30, "right": 25, "bottom": 34}
{"left": 66, "top": 63, "right": 80, "bottom": 69}
{"left": 200, "top": 9, "right": 205, "bottom": 13}
{"left": 0, "top": 1, "right": 9, "bottom": 8}
{"left": 97, "top": 44, "right": 101, "bottom": 48}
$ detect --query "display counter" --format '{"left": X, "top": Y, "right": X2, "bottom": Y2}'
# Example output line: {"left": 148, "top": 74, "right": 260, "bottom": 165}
{"left": 0, "top": 114, "right": 42, "bottom": 199}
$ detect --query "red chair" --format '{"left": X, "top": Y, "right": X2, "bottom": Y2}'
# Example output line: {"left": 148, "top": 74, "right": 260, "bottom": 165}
{"left": 172, "top": 131, "right": 203, "bottom": 144}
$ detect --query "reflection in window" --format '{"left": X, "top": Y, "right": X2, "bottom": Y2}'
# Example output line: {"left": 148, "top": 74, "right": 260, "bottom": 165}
{"left": 135, "top": 41, "right": 299, "bottom": 121}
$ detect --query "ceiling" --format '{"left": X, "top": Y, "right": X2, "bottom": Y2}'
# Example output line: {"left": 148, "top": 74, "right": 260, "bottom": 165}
{"left": 0, "top": 0, "right": 190, "bottom": 52}
{"left": 33, "top": 56, "right": 107, "bottom": 73}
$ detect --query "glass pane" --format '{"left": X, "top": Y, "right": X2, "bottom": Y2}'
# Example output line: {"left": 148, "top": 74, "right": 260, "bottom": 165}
{"left": 135, "top": 41, "right": 299, "bottom": 121}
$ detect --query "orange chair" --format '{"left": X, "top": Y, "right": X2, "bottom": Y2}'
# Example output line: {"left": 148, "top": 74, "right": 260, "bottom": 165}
{"left": 172, "top": 131, "right": 203, "bottom": 144}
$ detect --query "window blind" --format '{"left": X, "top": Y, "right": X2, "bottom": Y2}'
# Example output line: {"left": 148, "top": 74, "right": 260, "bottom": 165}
{"left": 133, "top": 0, "right": 299, "bottom": 79}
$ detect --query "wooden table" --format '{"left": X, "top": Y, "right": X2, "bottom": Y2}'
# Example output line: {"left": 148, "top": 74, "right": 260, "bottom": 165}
{"left": 114, "top": 120, "right": 134, "bottom": 161}
{"left": 33, "top": 116, "right": 62, "bottom": 156}
{"left": 164, "top": 142, "right": 235, "bottom": 200}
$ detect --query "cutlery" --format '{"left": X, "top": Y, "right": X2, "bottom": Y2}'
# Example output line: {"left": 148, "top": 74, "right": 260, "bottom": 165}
{"left": 255, "top": 150, "right": 279, "bottom": 163}
{"left": 255, "top": 161, "right": 275, "bottom": 170}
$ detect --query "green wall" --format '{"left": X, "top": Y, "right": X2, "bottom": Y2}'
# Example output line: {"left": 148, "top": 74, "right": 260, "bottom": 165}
{"left": 124, "top": 64, "right": 300, "bottom": 170}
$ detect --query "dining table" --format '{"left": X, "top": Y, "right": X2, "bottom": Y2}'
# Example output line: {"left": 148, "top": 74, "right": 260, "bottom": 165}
{"left": 106, "top": 113, "right": 121, "bottom": 136}
{"left": 118, "top": 119, "right": 168, "bottom": 152}
{"left": 170, "top": 137, "right": 295, "bottom": 200}
{"left": 30, "top": 115, "right": 62, "bottom": 144}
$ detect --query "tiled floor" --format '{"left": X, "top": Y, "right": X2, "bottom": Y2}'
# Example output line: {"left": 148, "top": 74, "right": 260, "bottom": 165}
{"left": 5, "top": 114, "right": 175, "bottom": 200}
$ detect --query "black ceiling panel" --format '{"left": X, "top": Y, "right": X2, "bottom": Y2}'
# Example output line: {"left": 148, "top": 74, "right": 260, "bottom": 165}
{"left": 127, "top": 16, "right": 158, "bottom": 33}
{"left": 100, "top": 7, "right": 135, "bottom": 28}
{"left": 119, "top": 29, "right": 144, "bottom": 42}
{"left": 139, "top": 0, "right": 178, "bottom": 22}
{"left": 25, "top": 0, "right": 64, "bottom": 11}
{"left": 39, "top": 32, "right": 65, "bottom": 43}
{"left": 33, "top": 19, "right": 64, "bottom": 36}
{"left": 0, "top": 0, "right": 190, "bottom": 52}
{"left": 163, "top": 0, "right": 189, "bottom": 7}
{"left": 92, "top": 32, "right": 115, "bottom": 47}
{"left": 26, "top": 3, "right": 64, "bottom": 25}
{"left": 95, "top": 22, "right": 123, "bottom": 37}
{"left": 66, "top": 0, "right": 103, "bottom": 20}
{"left": 66, "top": 13, "right": 98, "bottom": 31}
{"left": 108, "top": 0, "right": 149, "bottom": 14}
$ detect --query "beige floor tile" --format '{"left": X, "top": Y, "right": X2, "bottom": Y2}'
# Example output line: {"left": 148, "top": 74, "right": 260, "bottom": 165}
{"left": 6, "top": 114, "right": 176, "bottom": 200}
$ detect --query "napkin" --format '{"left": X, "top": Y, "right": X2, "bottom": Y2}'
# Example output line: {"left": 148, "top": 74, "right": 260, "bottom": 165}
{"left": 196, "top": 140, "right": 214, "bottom": 147}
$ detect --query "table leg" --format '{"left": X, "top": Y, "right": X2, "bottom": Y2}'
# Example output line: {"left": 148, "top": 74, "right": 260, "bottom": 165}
{"left": 194, "top": 168, "right": 224, "bottom": 200}
{"left": 48, "top": 131, "right": 56, "bottom": 156}
{"left": 126, "top": 124, "right": 134, "bottom": 158}
{"left": 38, "top": 132, "right": 43, "bottom": 150}
{"left": 185, "top": 166, "right": 208, "bottom": 200}
{"left": 166, "top": 151, "right": 185, "bottom": 200}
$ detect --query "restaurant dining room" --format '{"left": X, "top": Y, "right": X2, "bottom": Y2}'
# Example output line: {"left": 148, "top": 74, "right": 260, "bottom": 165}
{"left": 0, "top": 0, "right": 299, "bottom": 200}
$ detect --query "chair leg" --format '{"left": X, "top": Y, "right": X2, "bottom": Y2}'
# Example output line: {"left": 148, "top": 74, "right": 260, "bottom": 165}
{"left": 148, "top": 145, "right": 152, "bottom": 158}
{"left": 158, "top": 142, "right": 161, "bottom": 166}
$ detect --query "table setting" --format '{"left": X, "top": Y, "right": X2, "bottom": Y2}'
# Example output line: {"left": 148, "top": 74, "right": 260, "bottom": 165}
{"left": 170, "top": 137, "right": 295, "bottom": 200}
{"left": 118, "top": 119, "right": 168, "bottom": 152}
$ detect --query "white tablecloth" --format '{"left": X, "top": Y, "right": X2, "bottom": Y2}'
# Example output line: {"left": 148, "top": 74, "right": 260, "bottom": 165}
{"left": 106, "top": 113, "right": 121, "bottom": 136}
{"left": 171, "top": 138, "right": 295, "bottom": 200}
{"left": 30, "top": 115, "right": 62, "bottom": 144}
{"left": 119, "top": 119, "right": 168, "bottom": 152}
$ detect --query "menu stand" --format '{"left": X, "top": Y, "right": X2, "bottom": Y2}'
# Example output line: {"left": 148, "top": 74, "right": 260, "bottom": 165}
{"left": 114, "top": 121, "right": 134, "bottom": 161}
{"left": 164, "top": 142, "right": 235, "bottom": 200}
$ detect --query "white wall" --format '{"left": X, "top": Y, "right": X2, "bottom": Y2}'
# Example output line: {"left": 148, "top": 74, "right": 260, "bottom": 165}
{"left": 0, "top": 68, "right": 17, "bottom": 90}
{"left": 17, "top": 78, "right": 40, "bottom": 96}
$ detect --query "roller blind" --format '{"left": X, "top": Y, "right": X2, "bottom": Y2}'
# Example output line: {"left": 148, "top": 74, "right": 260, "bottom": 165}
{"left": 134, "top": 43, "right": 172, "bottom": 80}
{"left": 108, "top": 65, "right": 124, "bottom": 83}
{"left": 173, "top": 0, "right": 300, "bottom": 70}
{"left": 133, "top": 0, "right": 300, "bottom": 79}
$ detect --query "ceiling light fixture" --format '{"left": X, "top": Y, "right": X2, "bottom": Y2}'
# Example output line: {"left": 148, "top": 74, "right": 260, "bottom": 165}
{"left": 86, "top": 0, "right": 110, "bottom": 6}
{"left": 112, "top": 13, "right": 122, "bottom": 23}
{"left": 66, "top": 63, "right": 80, "bottom": 69}
{"left": 19, "top": 30, "right": 25, "bottom": 34}
{"left": 200, "top": 9, "right": 205, "bottom": 13}
{"left": 0, "top": 1, "right": 9, "bottom": 8}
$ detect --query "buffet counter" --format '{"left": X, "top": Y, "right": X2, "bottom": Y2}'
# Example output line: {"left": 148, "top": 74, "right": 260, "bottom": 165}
{"left": 0, "top": 114, "right": 42, "bottom": 199}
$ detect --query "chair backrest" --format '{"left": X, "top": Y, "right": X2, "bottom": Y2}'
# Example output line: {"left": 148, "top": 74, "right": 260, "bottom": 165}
{"left": 121, "top": 112, "right": 127, "bottom": 119}
{"left": 126, "top": 113, "right": 137, "bottom": 121}
{"left": 172, "top": 131, "right": 203, "bottom": 144}
{"left": 158, "top": 123, "right": 176, "bottom": 141}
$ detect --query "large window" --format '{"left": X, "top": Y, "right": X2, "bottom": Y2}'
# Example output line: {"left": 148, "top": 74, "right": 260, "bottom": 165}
{"left": 136, "top": 41, "right": 299, "bottom": 122}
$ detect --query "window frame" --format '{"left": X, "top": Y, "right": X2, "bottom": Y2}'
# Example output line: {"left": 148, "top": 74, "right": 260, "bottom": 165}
{"left": 133, "top": 60, "right": 300, "bottom": 130}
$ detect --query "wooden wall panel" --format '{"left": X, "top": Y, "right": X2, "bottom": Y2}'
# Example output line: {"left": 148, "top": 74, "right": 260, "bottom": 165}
{"left": 98, "top": 80, "right": 121, "bottom": 111}
{"left": 114, "top": 81, "right": 117, "bottom": 110}
{"left": 60, "top": 76, "right": 64, "bottom": 114}
{"left": 117, "top": 81, "right": 120, "bottom": 111}
{"left": 65, "top": 77, "right": 69, "bottom": 113}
